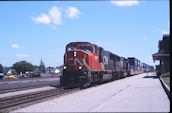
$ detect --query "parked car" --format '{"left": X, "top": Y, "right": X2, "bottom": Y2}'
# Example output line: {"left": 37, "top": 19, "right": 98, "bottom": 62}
{"left": 52, "top": 71, "right": 62, "bottom": 77}
{"left": 22, "top": 73, "right": 28, "bottom": 78}
{"left": 6, "top": 75, "right": 18, "bottom": 79}
{"left": 32, "top": 72, "right": 41, "bottom": 77}
{"left": 52, "top": 73, "right": 58, "bottom": 77}
{"left": 0, "top": 73, "right": 4, "bottom": 79}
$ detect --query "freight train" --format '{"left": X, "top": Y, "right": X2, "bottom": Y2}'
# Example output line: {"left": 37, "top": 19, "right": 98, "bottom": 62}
{"left": 60, "top": 42, "right": 151, "bottom": 88}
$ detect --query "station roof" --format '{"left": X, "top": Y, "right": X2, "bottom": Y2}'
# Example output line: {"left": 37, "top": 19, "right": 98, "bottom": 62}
{"left": 152, "top": 53, "right": 169, "bottom": 60}
{"left": 152, "top": 35, "right": 170, "bottom": 61}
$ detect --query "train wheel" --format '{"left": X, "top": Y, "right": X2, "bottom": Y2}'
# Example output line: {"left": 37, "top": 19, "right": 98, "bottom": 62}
{"left": 80, "top": 77, "right": 91, "bottom": 89}
{"left": 80, "top": 83, "right": 89, "bottom": 89}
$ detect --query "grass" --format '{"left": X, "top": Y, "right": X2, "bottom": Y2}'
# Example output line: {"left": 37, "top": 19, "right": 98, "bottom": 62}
{"left": 161, "top": 72, "right": 170, "bottom": 88}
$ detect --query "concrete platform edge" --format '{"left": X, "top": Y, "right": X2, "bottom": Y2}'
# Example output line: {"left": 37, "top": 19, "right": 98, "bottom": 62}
{"left": 159, "top": 76, "right": 170, "bottom": 100}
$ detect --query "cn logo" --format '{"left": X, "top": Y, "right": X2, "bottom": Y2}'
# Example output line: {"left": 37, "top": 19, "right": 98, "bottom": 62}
{"left": 103, "top": 56, "right": 108, "bottom": 65}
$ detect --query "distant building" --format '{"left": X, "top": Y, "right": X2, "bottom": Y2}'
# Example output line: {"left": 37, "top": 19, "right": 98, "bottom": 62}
{"left": 152, "top": 35, "right": 170, "bottom": 75}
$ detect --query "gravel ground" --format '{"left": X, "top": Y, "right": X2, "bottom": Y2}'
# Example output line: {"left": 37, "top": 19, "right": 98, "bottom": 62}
{"left": 0, "top": 76, "right": 60, "bottom": 92}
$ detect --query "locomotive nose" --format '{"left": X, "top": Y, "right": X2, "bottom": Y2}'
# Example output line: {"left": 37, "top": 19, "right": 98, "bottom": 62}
{"left": 65, "top": 50, "right": 88, "bottom": 70}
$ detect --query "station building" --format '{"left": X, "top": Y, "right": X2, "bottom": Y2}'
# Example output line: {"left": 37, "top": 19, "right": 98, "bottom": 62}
{"left": 152, "top": 35, "right": 170, "bottom": 75}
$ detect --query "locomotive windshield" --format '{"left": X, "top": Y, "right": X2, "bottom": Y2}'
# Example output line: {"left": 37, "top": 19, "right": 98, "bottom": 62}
{"left": 66, "top": 45, "right": 93, "bottom": 53}
{"left": 128, "top": 59, "right": 134, "bottom": 65}
{"left": 67, "top": 46, "right": 77, "bottom": 51}
{"left": 79, "top": 46, "right": 93, "bottom": 53}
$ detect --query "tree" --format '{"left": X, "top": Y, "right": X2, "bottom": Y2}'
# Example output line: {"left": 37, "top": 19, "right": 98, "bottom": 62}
{"left": 33, "top": 65, "right": 39, "bottom": 70}
{"left": 3, "top": 66, "right": 10, "bottom": 75}
{"left": 0, "top": 64, "right": 3, "bottom": 73}
{"left": 39, "top": 59, "right": 45, "bottom": 73}
{"left": 11, "top": 61, "right": 34, "bottom": 74}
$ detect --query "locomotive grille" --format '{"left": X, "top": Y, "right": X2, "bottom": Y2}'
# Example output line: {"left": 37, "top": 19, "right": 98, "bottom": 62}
{"left": 67, "top": 58, "right": 74, "bottom": 65}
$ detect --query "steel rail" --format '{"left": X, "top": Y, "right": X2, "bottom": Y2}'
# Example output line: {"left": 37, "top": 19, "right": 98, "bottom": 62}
{"left": 0, "top": 87, "right": 79, "bottom": 111}
{"left": 0, "top": 83, "right": 59, "bottom": 94}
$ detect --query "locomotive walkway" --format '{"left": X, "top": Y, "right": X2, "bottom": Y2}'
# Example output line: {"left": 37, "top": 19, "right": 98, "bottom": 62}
{"left": 12, "top": 72, "right": 170, "bottom": 112}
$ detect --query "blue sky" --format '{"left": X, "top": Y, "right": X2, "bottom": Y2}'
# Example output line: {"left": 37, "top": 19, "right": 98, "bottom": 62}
{"left": 0, "top": 1, "right": 169, "bottom": 67}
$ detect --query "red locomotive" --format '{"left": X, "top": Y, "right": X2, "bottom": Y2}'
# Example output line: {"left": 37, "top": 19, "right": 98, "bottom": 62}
{"left": 60, "top": 42, "right": 131, "bottom": 88}
{"left": 60, "top": 42, "right": 152, "bottom": 88}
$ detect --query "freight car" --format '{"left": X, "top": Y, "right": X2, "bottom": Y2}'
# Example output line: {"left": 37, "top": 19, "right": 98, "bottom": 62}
{"left": 60, "top": 42, "right": 149, "bottom": 88}
{"left": 143, "top": 63, "right": 150, "bottom": 72}
{"left": 128, "top": 57, "right": 144, "bottom": 75}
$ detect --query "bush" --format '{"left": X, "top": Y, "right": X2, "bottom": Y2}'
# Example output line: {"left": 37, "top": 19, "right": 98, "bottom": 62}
{"left": 161, "top": 72, "right": 170, "bottom": 77}
{"left": 161, "top": 72, "right": 170, "bottom": 88}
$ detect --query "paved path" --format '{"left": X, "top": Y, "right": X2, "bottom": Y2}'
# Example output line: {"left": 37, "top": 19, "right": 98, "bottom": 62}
{"left": 12, "top": 72, "right": 170, "bottom": 112}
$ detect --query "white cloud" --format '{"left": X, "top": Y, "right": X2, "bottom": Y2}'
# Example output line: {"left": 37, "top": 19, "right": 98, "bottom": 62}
{"left": 111, "top": 0, "right": 139, "bottom": 7}
{"left": 31, "top": 6, "right": 81, "bottom": 27}
{"left": 31, "top": 14, "right": 51, "bottom": 24}
{"left": 12, "top": 44, "right": 22, "bottom": 49}
{"left": 66, "top": 6, "right": 81, "bottom": 19}
{"left": 31, "top": 6, "right": 62, "bottom": 25}
{"left": 161, "top": 30, "right": 169, "bottom": 34}
{"left": 16, "top": 54, "right": 30, "bottom": 59}
{"left": 160, "top": 22, "right": 170, "bottom": 35}
{"left": 49, "top": 6, "right": 62, "bottom": 25}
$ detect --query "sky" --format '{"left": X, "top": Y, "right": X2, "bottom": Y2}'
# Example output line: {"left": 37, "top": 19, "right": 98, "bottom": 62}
{"left": 0, "top": 0, "right": 169, "bottom": 67}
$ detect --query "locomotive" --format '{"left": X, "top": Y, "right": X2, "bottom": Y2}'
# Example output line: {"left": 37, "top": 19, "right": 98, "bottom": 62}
{"left": 60, "top": 42, "right": 150, "bottom": 88}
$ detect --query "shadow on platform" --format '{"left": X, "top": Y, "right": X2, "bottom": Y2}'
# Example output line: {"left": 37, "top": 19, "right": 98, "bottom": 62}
{"left": 143, "top": 75, "right": 159, "bottom": 79}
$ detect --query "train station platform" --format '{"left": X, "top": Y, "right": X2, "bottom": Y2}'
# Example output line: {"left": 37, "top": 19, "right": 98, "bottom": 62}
{"left": 12, "top": 72, "right": 170, "bottom": 112}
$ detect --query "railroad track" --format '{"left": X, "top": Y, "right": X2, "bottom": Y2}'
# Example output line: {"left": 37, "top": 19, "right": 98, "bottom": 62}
{"left": 0, "top": 87, "right": 79, "bottom": 112}
{"left": 0, "top": 83, "right": 59, "bottom": 94}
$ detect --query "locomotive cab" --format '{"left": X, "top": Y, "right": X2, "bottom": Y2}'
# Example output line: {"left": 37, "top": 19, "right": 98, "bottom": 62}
{"left": 64, "top": 42, "right": 94, "bottom": 71}
{"left": 61, "top": 42, "right": 101, "bottom": 88}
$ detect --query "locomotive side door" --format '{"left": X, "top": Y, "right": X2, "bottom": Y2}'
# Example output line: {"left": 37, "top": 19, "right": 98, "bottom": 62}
{"left": 94, "top": 45, "right": 99, "bottom": 70}
{"left": 98, "top": 47, "right": 104, "bottom": 70}
{"left": 99, "top": 47, "right": 103, "bottom": 63}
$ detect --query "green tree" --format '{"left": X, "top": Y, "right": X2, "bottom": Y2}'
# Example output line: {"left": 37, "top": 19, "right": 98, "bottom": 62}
{"left": 39, "top": 59, "right": 45, "bottom": 73}
{"left": 11, "top": 61, "right": 34, "bottom": 74}
{"left": 0, "top": 64, "right": 3, "bottom": 73}
{"left": 33, "top": 65, "right": 39, "bottom": 70}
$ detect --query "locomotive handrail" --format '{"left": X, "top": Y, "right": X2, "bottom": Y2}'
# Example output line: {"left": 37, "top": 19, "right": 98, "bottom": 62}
{"left": 75, "top": 58, "right": 83, "bottom": 66}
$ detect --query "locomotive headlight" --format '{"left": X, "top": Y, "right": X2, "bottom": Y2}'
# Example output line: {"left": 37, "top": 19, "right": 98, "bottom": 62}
{"left": 74, "top": 51, "right": 76, "bottom": 57}
{"left": 64, "top": 66, "right": 67, "bottom": 69}
{"left": 79, "top": 66, "right": 82, "bottom": 70}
